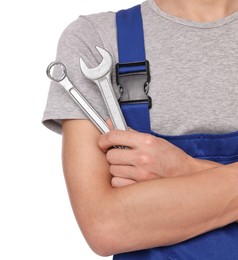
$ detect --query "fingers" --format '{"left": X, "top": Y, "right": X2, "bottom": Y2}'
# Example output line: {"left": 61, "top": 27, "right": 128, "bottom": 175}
{"left": 111, "top": 177, "right": 136, "bottom": 188}
{"left": 110, "top": 165, "right": 137, "bottom": 179}
{"left": 110, "top": 164, "right": 160, "bottom": 183}
{"left": 106, "top": 148, "right": 135, "bottom": 165}
{"left": 98, "top": 129, "right": 149, "bottom": 152}
{"left": 106, "top": 147, "right": 156, "bottom": 181}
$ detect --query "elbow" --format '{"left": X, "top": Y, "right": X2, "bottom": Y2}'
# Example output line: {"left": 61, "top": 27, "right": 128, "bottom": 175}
{"left": 87, "top": 234, "right": 116, "bottom": 257}
{"left": 79, "top": 216, "right": 121, "bottom": 257}
{"left": 74, "top": 197, "right": 124, "bottom": 257}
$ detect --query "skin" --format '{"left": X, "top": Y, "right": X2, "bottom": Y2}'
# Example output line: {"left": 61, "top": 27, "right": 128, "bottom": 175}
{"left": 156, "top": 0, "right": 238, "bottom": 22}
{"left": 62, "top": 0, "right": 238, "bottom": 257}
{"left": 104, "top": 120, "right": 221, "bottom": 187}
{"left": 63, "top": 120, "right": 238, "bottom": 256}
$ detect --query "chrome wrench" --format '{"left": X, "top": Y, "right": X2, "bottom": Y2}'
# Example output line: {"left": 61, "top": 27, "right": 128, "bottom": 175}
{"left": 79, "top": 46, "right": 128, "bottom": 131}
{"left": 46, "top": 61, "right": 109, "bottom": 133}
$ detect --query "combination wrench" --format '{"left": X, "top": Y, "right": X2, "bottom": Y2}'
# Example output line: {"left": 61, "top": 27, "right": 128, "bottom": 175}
{"left": 46, "top": 61, "right": 110, "bottom": 134}
{"left": 79, "top": 46, "right": 128, "bottom": 131}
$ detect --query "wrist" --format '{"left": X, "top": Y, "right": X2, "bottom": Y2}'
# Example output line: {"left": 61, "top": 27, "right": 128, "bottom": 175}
{"left": 189, "top": 158, "right": 221, "bottom": 174}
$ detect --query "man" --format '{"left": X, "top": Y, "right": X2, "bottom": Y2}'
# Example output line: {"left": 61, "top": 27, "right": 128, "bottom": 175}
{"left": 43, "top": 0, "right": 238, "bottom": 259}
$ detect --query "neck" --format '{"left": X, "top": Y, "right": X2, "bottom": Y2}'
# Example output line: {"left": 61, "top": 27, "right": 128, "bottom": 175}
{"left": 156, "top": 0, "right": 238, "bottom": 22}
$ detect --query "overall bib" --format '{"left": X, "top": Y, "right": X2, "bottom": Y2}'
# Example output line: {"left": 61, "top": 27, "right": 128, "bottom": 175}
{"left": 114, "top": 5, "right": 238, "bottom": 260}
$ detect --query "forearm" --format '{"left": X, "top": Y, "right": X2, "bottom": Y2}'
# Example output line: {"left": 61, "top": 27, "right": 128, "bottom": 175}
{"left": 79, "top": 163, "right": 238, "bottom": 256}
{"left": 62, "top": 121, "right": 238, "bottom": 256}
{"left": 108, "top": 163, "right": 238, "bottom": 254}
{"left": 171, "top": 157, "right": 238, "bottom": 225}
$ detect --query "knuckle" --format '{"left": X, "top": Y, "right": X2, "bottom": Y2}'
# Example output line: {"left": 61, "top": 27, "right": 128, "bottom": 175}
{"left": 107, "top": 131, "right": 118, "bottom": 144}
{"left": 143, "top": 134, "right": 155, "bottom": 146}
{"left": 139, "top": 169, "right": 149, "bottom": 181}
{"left": 139, "top": 153, "right": 151, "bottom": 166}
{"left": 138, "top": 168, "right": 157, "bottom": 182}
{"left": 97, "top": 134, "right": 111, "bottom": 152}
{"left": 107, "top": 130, "right": 119, "bottom": 147}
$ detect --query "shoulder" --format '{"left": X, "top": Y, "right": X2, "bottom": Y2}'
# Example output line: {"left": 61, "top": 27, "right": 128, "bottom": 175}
{"left": 82, "top": 11, "right": 116, "bottom": 28}
{"left": 59, "top": 11, "right": 116, "bottom": 46}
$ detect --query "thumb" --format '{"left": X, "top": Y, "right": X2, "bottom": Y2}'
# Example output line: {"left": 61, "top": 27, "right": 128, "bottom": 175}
{"left": 106, "top": 117, "right": 136, "bottom": 132}
{"left": 106, "top": 118, "right": 114, "bottom": 130}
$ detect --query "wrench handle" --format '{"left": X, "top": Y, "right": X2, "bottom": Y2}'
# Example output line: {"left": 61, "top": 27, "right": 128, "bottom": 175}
{"left": 60, "top": 77, "right": 109, "bottom": 134}
{"left": 69, "top": 88, "right": 110, "bottom": 133}
{"left": 97, "top": 75, "right": 128, "bottom": 131}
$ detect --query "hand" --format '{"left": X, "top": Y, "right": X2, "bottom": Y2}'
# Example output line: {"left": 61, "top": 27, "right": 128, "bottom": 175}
{"left": 98, "top": 129, "right": 196, "bottom": 187}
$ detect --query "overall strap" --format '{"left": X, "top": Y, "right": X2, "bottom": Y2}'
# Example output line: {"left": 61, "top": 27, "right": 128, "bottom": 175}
{"left": 116, "top": 5, "right": 152, "bottom": 133}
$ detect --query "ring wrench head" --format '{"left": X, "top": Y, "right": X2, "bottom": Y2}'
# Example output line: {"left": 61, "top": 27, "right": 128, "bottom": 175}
{"left": 79, "top": 46, "right": 113, "bottom": 80}
{"left": 46, "top": 61, "right": 67, "bottom": 82}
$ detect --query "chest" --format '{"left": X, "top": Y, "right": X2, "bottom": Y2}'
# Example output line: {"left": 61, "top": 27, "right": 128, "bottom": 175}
{"left": 142, "top": 26, "right": 238, "bottom": 135}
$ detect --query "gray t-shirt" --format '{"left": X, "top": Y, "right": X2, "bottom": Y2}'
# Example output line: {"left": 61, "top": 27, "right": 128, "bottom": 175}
{"left": 42, "top": 0, "right": 238, "bottom": 136}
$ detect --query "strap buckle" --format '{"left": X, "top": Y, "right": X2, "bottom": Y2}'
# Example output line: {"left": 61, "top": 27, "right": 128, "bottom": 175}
{"left": 116, "top": 60, "right": 152, "bottom": 109}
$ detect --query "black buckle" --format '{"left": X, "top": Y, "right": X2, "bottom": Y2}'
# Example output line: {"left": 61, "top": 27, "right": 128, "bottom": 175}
{"left": 116, "top": 61, "right": 152, "bottom": 109}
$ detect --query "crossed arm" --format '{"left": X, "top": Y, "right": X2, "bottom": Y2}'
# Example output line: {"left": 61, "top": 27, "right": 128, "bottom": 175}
{"left": 62, "top": 119, "right": 238, "bottom": 256}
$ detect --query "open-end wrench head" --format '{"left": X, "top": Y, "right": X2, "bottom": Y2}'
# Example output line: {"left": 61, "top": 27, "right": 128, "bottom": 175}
{"left": 79, "top": 46, "right": 113, "bottom": 80}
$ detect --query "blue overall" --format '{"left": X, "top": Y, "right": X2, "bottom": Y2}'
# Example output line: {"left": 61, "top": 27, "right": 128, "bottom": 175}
{"left": 114, "top": 5, "right": 238, "bottom": 260}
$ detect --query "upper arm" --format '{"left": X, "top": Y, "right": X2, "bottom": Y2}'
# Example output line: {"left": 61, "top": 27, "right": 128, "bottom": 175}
{"left": 62, "top": 119, "right": 113, "bottom": 253}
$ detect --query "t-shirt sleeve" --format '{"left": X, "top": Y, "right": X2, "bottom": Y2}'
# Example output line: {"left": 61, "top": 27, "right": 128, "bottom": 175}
{"left": 42, "top": 16, "right": 110, "bottom": 134}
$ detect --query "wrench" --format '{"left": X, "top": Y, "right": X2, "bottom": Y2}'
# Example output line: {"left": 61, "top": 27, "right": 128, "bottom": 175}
{"left": 79, "top": 46, "right": 128, "bottom": 131}
{"left": 46, "top": 61, "right": 109, "bottom": 134}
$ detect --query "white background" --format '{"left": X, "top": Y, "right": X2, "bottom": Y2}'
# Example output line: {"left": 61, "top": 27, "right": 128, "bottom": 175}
{"left": 0, "top": 0, "right": 141, "bottom": 259}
